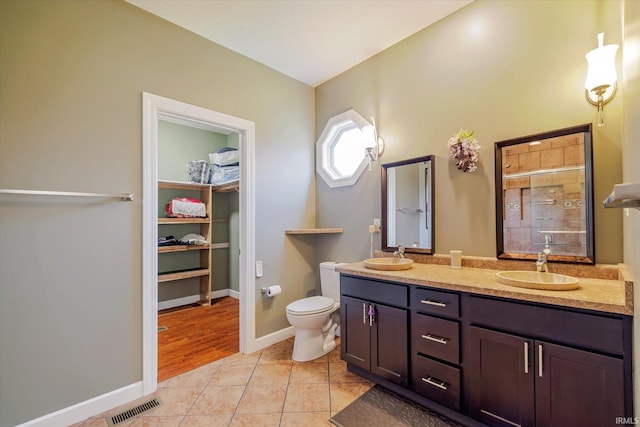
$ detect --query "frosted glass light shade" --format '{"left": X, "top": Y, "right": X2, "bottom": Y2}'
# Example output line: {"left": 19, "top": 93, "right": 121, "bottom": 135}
{"left": 361, "top": 125, "right": 376, "bottom": 149}
{"left": 584, "top": 43, "right": 618, "bottom": 91}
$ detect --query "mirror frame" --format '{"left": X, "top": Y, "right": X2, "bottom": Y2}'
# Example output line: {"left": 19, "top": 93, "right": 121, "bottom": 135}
{"left": 494, "top": 124, "right": 595, "bottom": 264}
{"left": 382, "top": 155, "right": 435, "bottom": 255}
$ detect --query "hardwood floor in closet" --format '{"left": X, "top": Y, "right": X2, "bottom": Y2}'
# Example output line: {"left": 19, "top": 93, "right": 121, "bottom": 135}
{"left": 158, "top": 296, "right": 239, "bottom": 382}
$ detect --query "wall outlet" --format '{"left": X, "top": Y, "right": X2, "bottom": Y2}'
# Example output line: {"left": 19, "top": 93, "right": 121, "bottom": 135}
{"left": 256, "top": 260, "right": 263, "bottom": 277}
{"left": 373, "top": 218, "right": 381, "bottom": 227}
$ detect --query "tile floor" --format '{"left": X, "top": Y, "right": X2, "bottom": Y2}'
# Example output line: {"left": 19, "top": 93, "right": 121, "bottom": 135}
{"left": 73, "top": 338, "right": 372, "bottom": 427}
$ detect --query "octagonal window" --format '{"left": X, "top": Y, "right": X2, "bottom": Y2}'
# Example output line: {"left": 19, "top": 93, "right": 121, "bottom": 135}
{"left": 316, "top": 109, "right": 373, "bottom": 188}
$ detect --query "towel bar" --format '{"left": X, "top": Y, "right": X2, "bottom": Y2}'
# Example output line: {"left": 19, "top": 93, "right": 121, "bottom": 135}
{"left": 0, "top": 188, "right": 134, "bottom": 201}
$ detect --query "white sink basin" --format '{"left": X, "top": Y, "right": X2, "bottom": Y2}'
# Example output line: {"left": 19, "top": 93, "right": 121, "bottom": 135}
{"left": 496, "top": 271, "right": 579, "bottom": 291}
{"left": 364, "top": 258, "right": 413, "bottom": 271}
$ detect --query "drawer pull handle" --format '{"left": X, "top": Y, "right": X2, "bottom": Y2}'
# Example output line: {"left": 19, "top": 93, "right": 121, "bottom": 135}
{"left": 422, "top": 376, "right": 448, "bottom": 390}
{"left": 420, "top": 299, "right": 446, "bottom": 307}
{"left": 422, "top": 334, "right": 448, "bottom": 344}
{"left": 480, "top": 410, "right": 522, "bottom": 427}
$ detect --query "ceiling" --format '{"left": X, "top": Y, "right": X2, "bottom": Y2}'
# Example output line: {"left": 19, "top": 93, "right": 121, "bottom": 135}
{"left": 125, "top": 0, "right": 473, "bottom": 87}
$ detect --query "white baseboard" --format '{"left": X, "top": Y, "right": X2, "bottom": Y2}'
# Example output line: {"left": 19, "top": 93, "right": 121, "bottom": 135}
{"left": 254, "top": 325, "right": 296, "bottom": 351}
{"left": 16, "top": 382, "right": 145, "bottom": 427}
{"left": 21, "top": 304, "right": 288, "bottom": 426}
{"left": 157, "top": 295, "right": 200, "bottom": 311}
{"left": 159, "top": 289, "right": 240, "bottom": 310}
{"left": 210, "top": 289, "right": 240, "bottom": 300}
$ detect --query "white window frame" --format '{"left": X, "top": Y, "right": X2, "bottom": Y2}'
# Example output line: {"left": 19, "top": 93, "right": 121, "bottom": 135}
{"left": 316, "top": 109, "right": 372, "bottom": 188}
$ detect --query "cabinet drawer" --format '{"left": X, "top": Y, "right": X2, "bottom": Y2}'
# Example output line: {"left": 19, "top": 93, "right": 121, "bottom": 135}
{"left": 468, "top": 295, "right": 625, "bottom": 355}
{"left": 412, "top": 355, "right": 460, "bottom": 411}
{"left": 341, "top": 275, "right": 408, "bottom": 308}
{"left": 412, "top": 288, "right": 459, "bottom": 318}
{"left": 413, "top": 314, "right": 459, "bottom": 364}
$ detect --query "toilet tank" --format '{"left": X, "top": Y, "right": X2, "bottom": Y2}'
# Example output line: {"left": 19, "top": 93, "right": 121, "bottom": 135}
{"left": 320, "top": 261, "right": 346, "bottom": 302}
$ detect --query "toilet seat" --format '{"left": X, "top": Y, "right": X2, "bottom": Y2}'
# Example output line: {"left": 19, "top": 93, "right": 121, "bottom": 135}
{"left": 286, "top": 296, "right": 335, "bottom": 316}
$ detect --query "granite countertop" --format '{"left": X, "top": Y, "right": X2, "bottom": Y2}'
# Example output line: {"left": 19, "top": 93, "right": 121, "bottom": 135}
{"left": 336, "top": 261, "right": 633, "bottom": 315}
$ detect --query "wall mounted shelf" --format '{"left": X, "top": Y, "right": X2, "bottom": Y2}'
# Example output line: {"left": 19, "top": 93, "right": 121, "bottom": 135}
{"left": 603, "top": 182, "right": 640, "bottom": 209}
{"left": 285, "top": 228, "right": 344, "bottom": 235}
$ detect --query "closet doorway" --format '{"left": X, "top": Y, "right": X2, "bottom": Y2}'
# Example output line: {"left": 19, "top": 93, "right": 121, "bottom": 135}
{"left": 156, "top": 118, "right": 240, "bottom": 381}
{"left": 142, "top": 93, "right": 257, "bottom": 394}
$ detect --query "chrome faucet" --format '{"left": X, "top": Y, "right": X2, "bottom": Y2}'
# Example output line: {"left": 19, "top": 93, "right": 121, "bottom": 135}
{"left": 536, "top": 248, "right": 551, "bottom": 272}
{"left": 393, "top": 246, "right": 405, "bottom": 259}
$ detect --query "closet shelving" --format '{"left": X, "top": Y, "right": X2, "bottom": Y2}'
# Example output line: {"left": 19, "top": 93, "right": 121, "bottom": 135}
{"left": 157, "top": 179, "right": 239, "bottom": 308}
{"left": 212, "top": 182, "right": 239, "bottom": 193}
{"left": 158, "top": 180, "right": 212, "bottom": 306}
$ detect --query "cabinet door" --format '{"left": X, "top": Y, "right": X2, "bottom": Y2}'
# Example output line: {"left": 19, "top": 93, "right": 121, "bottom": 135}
{"left": 467, "top": 326, "right": 535, "bottom": 427}
{"left": 535, "top": 340, "right": 624, "bottom": 427}
{"left": 340, "top": 296, "right": 371, "bottom": 371}
{"left": 371, "top": 303, "right": 408, "bottom": 386}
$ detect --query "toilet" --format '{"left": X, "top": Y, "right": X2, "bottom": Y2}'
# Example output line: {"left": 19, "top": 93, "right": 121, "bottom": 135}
{"left": 286, "top": 261, "right": 345, "bottom": 362}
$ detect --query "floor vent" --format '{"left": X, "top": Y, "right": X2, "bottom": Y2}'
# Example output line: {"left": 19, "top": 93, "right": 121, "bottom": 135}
{"left": 107, "top": 398, "right": 161, "bottom": 425}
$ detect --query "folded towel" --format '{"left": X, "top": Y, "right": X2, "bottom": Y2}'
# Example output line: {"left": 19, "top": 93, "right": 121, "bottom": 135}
{"left": 209, "top": 147, "right": 239, "bottom": 166}
{"left": 210, "top": 165, "right": 239, "bottom": 185}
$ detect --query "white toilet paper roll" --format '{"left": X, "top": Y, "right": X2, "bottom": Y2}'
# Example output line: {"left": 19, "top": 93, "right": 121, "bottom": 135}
{"left": 266, "top": 285, "right": 282, "bottom": 297}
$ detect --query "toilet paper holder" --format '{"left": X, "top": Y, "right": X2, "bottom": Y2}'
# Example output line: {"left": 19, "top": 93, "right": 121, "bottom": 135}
{"left": 261, "top": 285, "right": 282, "bottom": 297}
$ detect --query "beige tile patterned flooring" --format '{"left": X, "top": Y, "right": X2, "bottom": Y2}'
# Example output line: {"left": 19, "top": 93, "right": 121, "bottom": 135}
{"left": 73, "top": 337, "right": 372, "bottom": 427}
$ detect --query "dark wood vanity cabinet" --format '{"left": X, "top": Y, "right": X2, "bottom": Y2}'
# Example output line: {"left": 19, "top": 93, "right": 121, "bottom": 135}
{"left": 468, "top": 327, "right": 625, "bottom": 427}
{"left": 340, "top": 276, "right": 409, "bottom": 386}
{"left": 466, "top": 296, "right": 629, "bottom": 427}
{"left": 340, "top": 274, "right": 633, "bottom": 427}
{"left": 411, "top": 288, "right": 462, "bottom": 411}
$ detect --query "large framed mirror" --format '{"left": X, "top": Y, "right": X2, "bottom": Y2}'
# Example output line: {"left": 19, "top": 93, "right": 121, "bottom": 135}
{"left": 495, "top": 124, "right": 594, "bottom": 264}
{"left": 382, "top": 155, "right": 435, "bottom": 254}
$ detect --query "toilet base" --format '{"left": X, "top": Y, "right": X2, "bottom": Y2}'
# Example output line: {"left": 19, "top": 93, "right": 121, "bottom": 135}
{"left": 291, "top": 326, "right": 337, "bottom": 362}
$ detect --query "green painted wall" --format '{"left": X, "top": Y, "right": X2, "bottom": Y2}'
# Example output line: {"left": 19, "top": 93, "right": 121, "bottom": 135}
{"left": 315, "top": 0, "right": 624, "bottom": 266}
{"left": 158, "top": 120, "right": 228, "bottom": 182}
{"left": 0, "top": 1, "right": 315, "bottom": 425}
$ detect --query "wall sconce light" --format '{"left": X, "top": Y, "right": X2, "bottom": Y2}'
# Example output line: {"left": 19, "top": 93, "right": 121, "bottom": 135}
{"left": 363, "top": 116, "right": 385, "bottom": 170}
{"left": 584, "top": 32, "right": 618, "bottom": 127}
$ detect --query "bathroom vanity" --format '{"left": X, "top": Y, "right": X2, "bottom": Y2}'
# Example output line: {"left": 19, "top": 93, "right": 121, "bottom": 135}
{"left": 338, "top": 262, "right": 633, "bottom": 427}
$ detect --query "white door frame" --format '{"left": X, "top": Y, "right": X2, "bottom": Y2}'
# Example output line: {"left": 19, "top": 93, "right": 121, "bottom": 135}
{"left": 142, "top": 92, "right": 256, "bottom": 394}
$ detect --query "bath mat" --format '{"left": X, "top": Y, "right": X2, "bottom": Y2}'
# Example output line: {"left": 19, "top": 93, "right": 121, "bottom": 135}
{"left": 330, "top": 385, "right": 463, "bottom": 427}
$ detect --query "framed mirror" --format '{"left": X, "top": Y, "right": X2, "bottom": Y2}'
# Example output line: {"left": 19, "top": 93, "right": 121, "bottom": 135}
{"left": 495, "top": 124, "right": 594, "bottom": 264}
{"left": 382, "top": 155, "right": 435, "bottom": 254}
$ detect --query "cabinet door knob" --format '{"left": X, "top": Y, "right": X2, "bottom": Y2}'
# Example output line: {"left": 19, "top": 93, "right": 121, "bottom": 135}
{"left": 422, "top": 334, "right": 448, "bottom": 344}
{"left": 420, "top": 299, "right": 446, "bottom": 307}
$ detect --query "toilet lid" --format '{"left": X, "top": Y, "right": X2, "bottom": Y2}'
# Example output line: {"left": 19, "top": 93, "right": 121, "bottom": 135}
{"left": 286, "top": 296, "right": 335, "bottom": 315}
